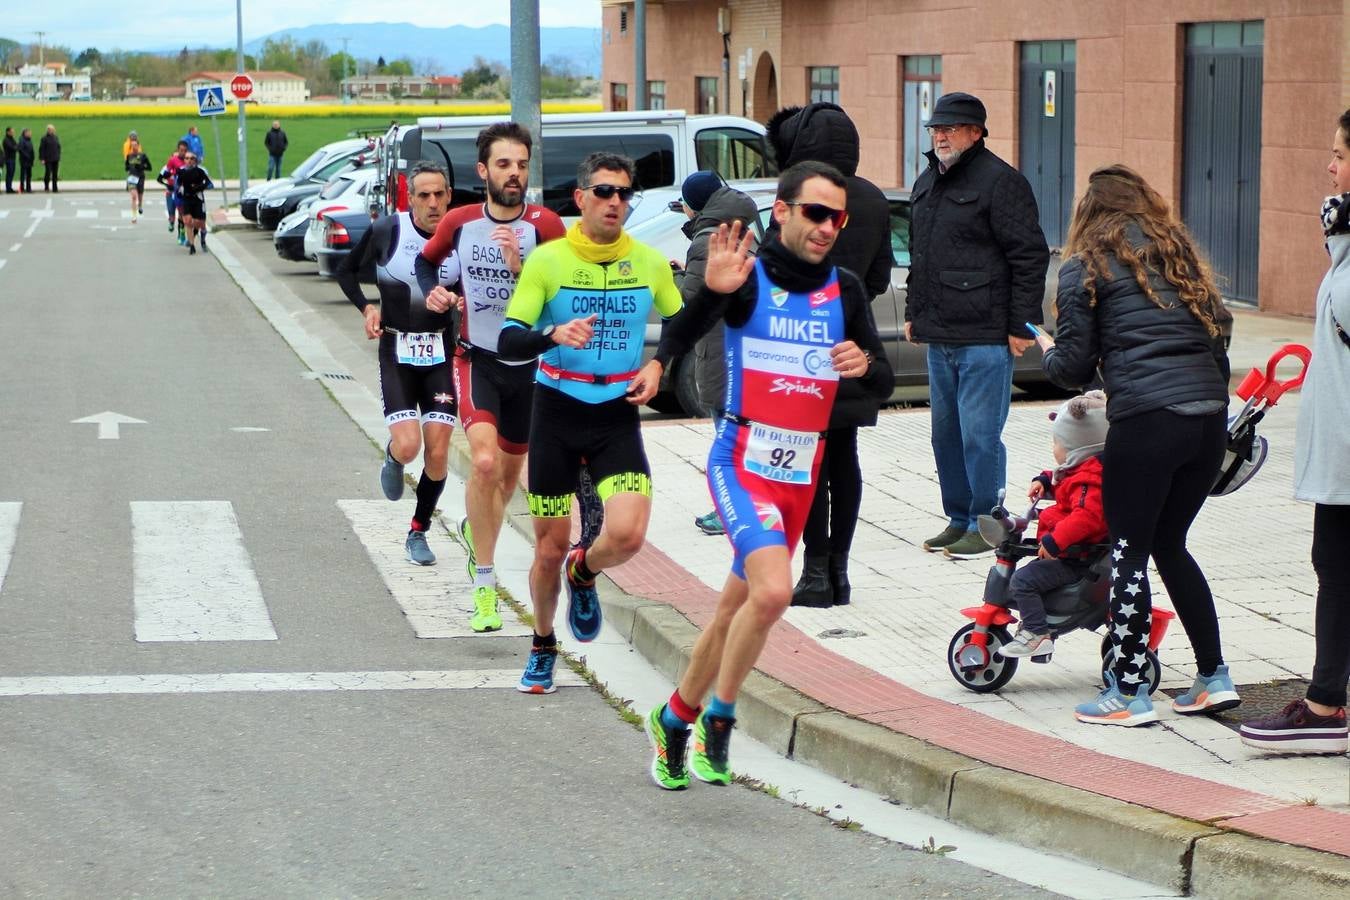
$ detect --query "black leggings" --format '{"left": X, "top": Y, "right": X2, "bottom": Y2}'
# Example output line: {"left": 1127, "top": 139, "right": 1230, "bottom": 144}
{"left": 1309, "top": 503, "right": 1350, "bottom": 708}
{"left": 1102, "top": 408, "right": 1227, "bottom": 685}
{"left": 801, "top": 426, "right": 862, "bottom": 557}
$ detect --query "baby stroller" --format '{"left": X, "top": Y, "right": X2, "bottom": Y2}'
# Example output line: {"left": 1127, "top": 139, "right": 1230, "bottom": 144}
{"left": 1210, "top": 343, "right": 1310, "bottom": 496}
{"left": 946, "top": 492, "right": 1176, "bottom": 694}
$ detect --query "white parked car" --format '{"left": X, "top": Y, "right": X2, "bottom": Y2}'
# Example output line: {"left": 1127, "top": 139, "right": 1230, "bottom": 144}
{"left": 303, "top": 167, "right": 379, "bottom": 262}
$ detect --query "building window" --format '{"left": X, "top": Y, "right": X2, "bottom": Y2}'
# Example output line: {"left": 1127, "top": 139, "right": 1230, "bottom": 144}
{"left": 808, "top": 66, "right": 840, "bottom": 104}
{"left": 901, "top": 55, "right": 942, "bottom": 188}
{"left": 695, "top": 76, "right": 718, "bottom": 114}
{"left": 611, "top": 82, "right": 628, "bottom": 112}
{"left": 620, "top": 9, "right": 628, "bottom": 34}
{"left": 648, "top": 81, "right": 666, "bottom": 110}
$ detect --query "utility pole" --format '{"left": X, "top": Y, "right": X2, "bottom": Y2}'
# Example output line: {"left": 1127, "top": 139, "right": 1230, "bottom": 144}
{"left": 235, "top": 0, "right": 249, "bottom": 195}
{"left": 634, "top": 0, "right": 647, "bottom": 109}
{"left": 510, "top": 0, "right": 543, "bottom": 206}
{"left": 34, "top": 31, "right": 45, "bottom": 102}
{"left": 341, "top": 37, "right": 352, "bottom": 104}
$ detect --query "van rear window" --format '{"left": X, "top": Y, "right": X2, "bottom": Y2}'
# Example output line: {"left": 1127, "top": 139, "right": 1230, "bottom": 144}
{"left": 420, "top": 132, "right": 675, "bottom": 217}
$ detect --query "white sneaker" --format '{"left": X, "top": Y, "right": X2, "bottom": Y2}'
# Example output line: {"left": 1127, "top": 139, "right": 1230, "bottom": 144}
{"left": 1000, "top": 629, "right": 1054, "bottom": 659}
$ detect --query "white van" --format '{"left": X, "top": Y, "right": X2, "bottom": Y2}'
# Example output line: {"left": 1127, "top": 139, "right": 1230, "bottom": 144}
{"left": 373, "top": 109, "right": 777, "bottom": 220}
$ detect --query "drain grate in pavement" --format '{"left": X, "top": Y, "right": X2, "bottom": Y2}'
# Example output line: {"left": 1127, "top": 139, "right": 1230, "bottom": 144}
{"left": 817, "top": 628, "right": 866, "bottom": 640}
{"left": 1160, "top": 678, "right": 1310, "bottom": 733}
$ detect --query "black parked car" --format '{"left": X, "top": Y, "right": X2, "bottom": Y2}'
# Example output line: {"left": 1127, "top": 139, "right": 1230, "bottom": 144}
{"left": 272, "top": 206, "right": 311, "bottom": 262}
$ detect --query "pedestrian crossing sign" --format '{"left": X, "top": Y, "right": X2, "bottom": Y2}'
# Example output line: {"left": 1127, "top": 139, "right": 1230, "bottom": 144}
{"left": 195, "top": 85, "right": 227, "bottom": 117}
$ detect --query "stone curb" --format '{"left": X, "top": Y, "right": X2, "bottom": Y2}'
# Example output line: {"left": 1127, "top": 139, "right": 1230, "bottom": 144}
{"left": 443, "top": 376, "right": 1348, "bottom": 897}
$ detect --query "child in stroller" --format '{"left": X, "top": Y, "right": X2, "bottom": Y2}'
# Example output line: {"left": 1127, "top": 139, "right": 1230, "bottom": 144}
{"left": 1000, "top": 391, "right": 1110, "bottom": 658}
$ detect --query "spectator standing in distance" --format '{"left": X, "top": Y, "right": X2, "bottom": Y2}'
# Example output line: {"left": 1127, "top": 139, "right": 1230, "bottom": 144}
{"left": 181, "top": 125, "right": 204, "bottom": 163}
{"left": 124, "top": 139, "right": 152, "bottom": 223}
{"left": 17, "top": 128, "right": 34, "bottom": 194}
{"left": 1037, "top": 164, "right": 1235, "bottom": 727}
{"left": 1239, "top": 111, "right": 1350, "bottom": 755}
{"left": 38, "top": 124, "right": 60, "bottom": 192}
{"left": 2, "top": 127, "right": 16, "bottom": 193}
{"left": 766, "top": 101, "right": 893, "bottom": 607}
{"left": 675, "top": 169, "right": 759, "bottom": 537}
{"left": 906, "top": 92, "right": 1050, "bottom": 560}
{"left": 264, "top": 120, "right": 288, "bottom": 180}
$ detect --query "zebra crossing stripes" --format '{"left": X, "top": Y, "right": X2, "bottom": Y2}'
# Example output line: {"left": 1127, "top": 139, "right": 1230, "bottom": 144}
{"left": 76, "top": 209, "right": 97, "bottom": 219}
{"left": 337, "top": 500, "right": 532, "bottom": 639}
{"left": 131, "top": 501, "right": 278, "bottom": 642}
{"left": 0, "top": 502, "right": 19, "bottom": 593}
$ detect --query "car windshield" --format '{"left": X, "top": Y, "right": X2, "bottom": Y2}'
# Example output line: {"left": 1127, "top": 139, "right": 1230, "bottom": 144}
{"left": 289, "top": 149, "right": 327, "bottom": 181}
{"left": 319, "top": 176, "right": 357, "bottom": 200}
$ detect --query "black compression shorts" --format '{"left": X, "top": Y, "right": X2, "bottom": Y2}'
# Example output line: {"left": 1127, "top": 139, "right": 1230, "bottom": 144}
{"left": 182, "top": 198, "right": 206, "bottom": 220}
{"left": 526, "top": 384, "right": 651, "bottom": 517}
{"left": 377, "top": 333, "right": 456, "bottom": 428}
{"left": 452, "top": 348, "right": 535, "bottom": 454}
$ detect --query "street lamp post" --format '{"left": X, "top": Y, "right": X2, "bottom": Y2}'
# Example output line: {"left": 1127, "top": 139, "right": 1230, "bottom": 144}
{"left": 236, "top": 0, "right": 249, "bottom": 195}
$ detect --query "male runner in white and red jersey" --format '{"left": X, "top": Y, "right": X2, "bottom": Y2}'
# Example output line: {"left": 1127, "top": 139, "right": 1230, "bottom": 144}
{"left": 415, "top": 122, "right": 566, "bottom": 633}
{"left": 633, "top": 161, "right": 893, "bottom": 789}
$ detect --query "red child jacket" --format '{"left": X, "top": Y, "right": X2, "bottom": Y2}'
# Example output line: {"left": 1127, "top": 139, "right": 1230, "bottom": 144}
{"left": 1034, "top": 455, "right": 1107, "bottom": 559}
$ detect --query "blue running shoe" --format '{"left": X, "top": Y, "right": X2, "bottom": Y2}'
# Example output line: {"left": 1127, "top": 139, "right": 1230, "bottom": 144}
{"left": 380, "top": 446, "right": 404, "bottom": 501}
{"left": 405, "top": 529, "right": 436, "bottom": 566}
{"left": 564, "top": 547, "right": 602, "bottom": 642}
{"left": 518, "top": 645, "right": 558, "bottom": 694}
{"left": 1074, "top": 672, "right": 1158, "bottom": 726}
{"left": 1172, "top": 664, "right": 1241, "bottom": 715}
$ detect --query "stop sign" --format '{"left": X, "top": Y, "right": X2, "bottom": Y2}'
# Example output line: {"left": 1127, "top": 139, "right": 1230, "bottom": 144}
{"left": 229, "top": 74, "right": 254, "bottom": 101}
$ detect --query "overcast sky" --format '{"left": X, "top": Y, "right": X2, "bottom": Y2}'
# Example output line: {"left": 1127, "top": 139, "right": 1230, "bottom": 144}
{"left": 4, "top": 2, "right": 601, "bottom": 54}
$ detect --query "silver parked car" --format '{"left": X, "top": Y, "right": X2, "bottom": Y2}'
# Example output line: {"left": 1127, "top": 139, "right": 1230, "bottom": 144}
{"left": 628, "top": 182, "right": 1064, "bottom": 417}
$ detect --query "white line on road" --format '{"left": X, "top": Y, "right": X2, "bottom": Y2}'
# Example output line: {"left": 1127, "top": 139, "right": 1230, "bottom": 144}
{"left": 28, "top": 209, "right": 53, "bottom": 219}
{"left": 0, "top": 503, "right": 20, "bottom": 594}
{"left": 337, "top": 499, "right": 532, "bottom": 638}
{"left": 8, "top": 243, "right": 19, "bottom": 252}
{"left": 75, "top": 209, "right": 97, "bottom": 219}
{"left": 0, "top": 259, "right": 7, "bottom": 272}
{"left": 0, "top": 669, "right": 582, "bottom": 697}
{"left": 22, "top": 218, "right": 40, "bottom": 239}
{"left": 120, "top": 210, "right": 133, "bottom": 220}
{"left": 0, "top": 210, "right": 10, "bottom": 218}
{"left": 131, "top": 501, "right": 278, "bottom": 642}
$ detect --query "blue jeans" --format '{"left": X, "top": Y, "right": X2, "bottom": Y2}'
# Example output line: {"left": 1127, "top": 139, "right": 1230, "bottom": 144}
{"left": 266, "top": 154, "right": 283, "bottom": 179}
{"left": 927, "top": 342, "right": 1013, "bottom": 532}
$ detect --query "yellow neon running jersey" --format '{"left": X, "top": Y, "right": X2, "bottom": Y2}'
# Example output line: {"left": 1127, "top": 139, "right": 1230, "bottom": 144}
{"left": 503, "top": 237, "right": 683, "bottom": 404}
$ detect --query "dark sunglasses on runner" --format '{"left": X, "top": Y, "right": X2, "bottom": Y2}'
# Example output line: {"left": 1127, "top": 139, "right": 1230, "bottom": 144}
{"left": 785, "top": 201, "right": 848, "bottom": 229}
{"left": 582, "top": 183, "right": 636, "bottom": 202}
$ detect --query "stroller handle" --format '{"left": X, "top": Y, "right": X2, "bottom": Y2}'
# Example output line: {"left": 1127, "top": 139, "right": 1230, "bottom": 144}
{"left": 1235, "top": 343, "right": 1311, "bottom": 406}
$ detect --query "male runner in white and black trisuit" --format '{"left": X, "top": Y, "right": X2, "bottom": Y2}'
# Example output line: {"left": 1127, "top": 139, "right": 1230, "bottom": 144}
{"left": 415, "top": 122, "right": 566, "bottom": 632}
{"left": 338, "top": 162, "right": 459, "bottom": 566}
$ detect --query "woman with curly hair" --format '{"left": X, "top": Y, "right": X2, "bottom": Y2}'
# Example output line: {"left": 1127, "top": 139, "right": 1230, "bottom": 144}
{"left": 1032, "top": 164, "right": 1235, "bottom": 726}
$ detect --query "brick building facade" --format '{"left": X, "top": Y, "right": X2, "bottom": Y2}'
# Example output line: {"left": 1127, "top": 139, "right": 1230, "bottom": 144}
{"left": 602, "top": 0, "right": 1350, "bottom": 316}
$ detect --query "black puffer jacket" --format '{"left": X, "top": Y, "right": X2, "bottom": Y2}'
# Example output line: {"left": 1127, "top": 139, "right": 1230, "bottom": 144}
{"left": 679, "top": 186, "right": 759, "bottom": 413}
{"left": 906, "top": 141, "right": 1049, "bottom": 345}
{"left": 1043, "top": 237, "right": 1231, "bottom": 423}
{"left": 767, "top": 102, "right": 893, "bottom": 427}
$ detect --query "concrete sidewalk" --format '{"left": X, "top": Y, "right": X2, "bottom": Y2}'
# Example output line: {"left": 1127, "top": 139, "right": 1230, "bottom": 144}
{"left": 517, "top": 306, "right": 1349, "bottom": 897}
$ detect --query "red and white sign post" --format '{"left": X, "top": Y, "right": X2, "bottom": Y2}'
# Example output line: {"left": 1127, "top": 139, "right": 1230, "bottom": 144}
{"left": 229, "top": 74, "right": 254, "bottom": 102}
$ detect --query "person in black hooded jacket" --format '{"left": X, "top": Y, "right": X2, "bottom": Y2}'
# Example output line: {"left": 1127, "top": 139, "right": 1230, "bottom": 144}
{"left": 766, "top": 101, "right": 893, "bottom": 607}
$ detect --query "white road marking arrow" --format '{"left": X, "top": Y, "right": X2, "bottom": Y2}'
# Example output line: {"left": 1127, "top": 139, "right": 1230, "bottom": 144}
{"left": 71, "top": 411, "right": 147, "bottom": 440}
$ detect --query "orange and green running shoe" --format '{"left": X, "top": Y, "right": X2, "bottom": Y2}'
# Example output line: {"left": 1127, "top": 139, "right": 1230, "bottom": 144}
{"left": 645, "top": 705, "right": 691, "bottom": 790}
{"left": 690, "top": 711, "right": 734, "bottom": 784}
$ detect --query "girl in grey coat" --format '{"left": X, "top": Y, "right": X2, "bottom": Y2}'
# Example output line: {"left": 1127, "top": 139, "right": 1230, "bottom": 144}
{"left": 1239, "top": 110, "right": 1350, "bottom": 754}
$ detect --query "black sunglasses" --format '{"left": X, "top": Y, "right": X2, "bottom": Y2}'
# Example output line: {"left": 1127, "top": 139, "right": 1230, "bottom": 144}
{"left": 583, "top": 183, "right": 635, "bottom": 202}
{"left": 785, "top": 201, "right": 848, "bottom": 229}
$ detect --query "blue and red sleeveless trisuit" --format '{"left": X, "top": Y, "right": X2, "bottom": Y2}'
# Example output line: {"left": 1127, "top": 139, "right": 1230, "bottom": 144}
{"left": 707, "top": 260, "right": 843, "bottom": 577}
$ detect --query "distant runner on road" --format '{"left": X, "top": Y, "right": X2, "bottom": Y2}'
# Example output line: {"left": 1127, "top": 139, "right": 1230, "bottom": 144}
{"left": 338, "top": 162, "right": 459, "bottom": 567}
{"left": 415, "top": 122, "right": 566, "bottom": 634}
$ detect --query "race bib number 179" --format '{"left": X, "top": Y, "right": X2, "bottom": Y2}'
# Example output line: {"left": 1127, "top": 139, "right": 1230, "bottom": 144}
{"left": 396, "top": 332, "right": 446, "bottom": 367}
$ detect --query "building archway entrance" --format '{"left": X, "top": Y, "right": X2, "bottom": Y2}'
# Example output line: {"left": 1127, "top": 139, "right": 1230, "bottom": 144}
{"left": 751, "top": 52, "right": 777, "bottom": 122}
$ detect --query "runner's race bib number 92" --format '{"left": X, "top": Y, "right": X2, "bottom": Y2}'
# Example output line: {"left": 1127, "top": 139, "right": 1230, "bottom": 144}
{"left": 743, "top": 422, "right": 817, "bottom": 484}
{"left": 396, "top": 332, "right": 446, "bottom": 367}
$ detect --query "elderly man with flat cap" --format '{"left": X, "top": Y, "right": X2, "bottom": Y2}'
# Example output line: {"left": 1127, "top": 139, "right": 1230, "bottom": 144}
{"left": 904, "top": 91, "right": 1049, "bottom": 559}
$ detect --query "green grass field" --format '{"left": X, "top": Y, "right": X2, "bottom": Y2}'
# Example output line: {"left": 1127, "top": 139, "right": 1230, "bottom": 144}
{"left": 16, "top": 115, "right": 399, "bottom": 182}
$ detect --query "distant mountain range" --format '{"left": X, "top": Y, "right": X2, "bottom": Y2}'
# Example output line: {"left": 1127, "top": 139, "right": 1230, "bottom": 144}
{"left": 222, "top": 23, "right": 601, "bottom": 77}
